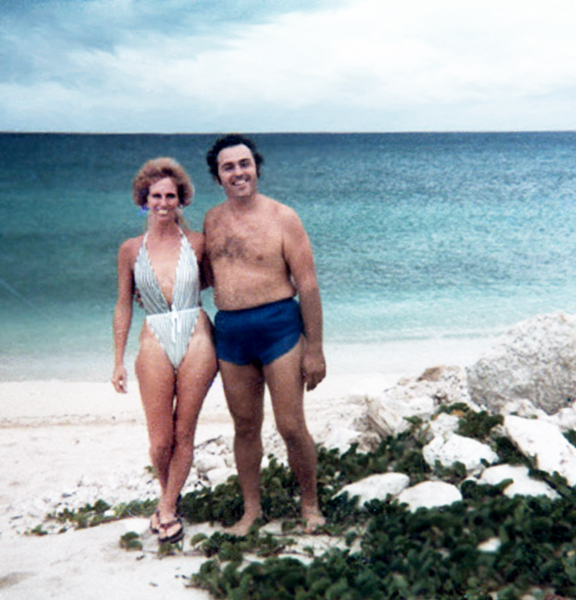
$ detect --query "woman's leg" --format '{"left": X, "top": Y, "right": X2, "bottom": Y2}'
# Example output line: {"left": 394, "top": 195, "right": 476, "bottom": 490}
{"left": 135, "top": 333, "right": 177, "bottom": 505}
{"left": 137, "top": 316, "right": 216, "bottom": 539}
{"left": 165, "top": 321, "right": 218, "bottom": 518}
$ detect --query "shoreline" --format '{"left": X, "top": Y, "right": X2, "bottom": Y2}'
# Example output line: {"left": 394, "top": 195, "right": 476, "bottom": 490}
{"left": 0, "top": 334, "right": 496, "bottom": 384}
{"left": 0, "top": 330, "right": 494, "bottom": 427}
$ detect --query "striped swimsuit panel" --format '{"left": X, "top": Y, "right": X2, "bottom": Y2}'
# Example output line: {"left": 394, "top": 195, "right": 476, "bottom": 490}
{"left": 134, "top": 232, "right": 200, "bottom": 369}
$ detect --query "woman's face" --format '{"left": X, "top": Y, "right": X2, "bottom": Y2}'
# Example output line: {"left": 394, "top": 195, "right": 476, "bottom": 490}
{"left": 146, "top": 177, "right": 179, "bottom": 222}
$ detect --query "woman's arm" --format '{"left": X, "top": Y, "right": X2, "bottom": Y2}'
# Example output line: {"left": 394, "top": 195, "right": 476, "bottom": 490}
{"left": 112, "top": 240, "right": 135, "bottom": 393}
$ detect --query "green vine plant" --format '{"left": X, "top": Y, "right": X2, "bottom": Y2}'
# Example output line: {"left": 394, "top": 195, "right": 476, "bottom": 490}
{"left": 26, "top": 410, "right": 576, "bottom": 599}
{"left": 181, "top": 415, "right": 576, "bottom": 600}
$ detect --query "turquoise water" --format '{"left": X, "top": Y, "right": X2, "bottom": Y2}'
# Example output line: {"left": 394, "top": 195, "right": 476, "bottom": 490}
{"left": 1, "top": 132, "right": 576, "bottom": 380}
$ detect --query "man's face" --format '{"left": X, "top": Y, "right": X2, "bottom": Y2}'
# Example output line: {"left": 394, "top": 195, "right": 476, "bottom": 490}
{"left": 216, "top": 144, "right": 258, "bottom": 200}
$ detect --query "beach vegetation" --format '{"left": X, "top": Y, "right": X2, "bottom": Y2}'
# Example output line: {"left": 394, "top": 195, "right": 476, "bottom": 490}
{"left": 455, "top": 408, "right": 504, "bottom": 441}
{"left": 158, "top": 540, "right": 182, "bottom": 556}
{"left": 187, "top": 465, "right": 576, "bottom": 600}
{"left": 491, "top": 435, "right": 529, "bottom": 466}
{"left": 40, "top": 408, "right": 576, "bottom": 598}
{"left": 119, "top": 531, "right": 143, "bottom": 551}
{"left": 563, "top": 429, "right": 576, "bottom": 448}
{"left": 26, "top": 524, "right": 49, "bottom": 536}
{"left": 190, "top": 529, "right": 296, "bottom": 562}
{"left": 47, "top": 499, "right": 114, "bottom": 531}
{"left": 39, "top": 497, "right": 158, "bottom": 533}
{"left": 114, "top": 498, "right": 158, "bottom": 520}
{"left": 180, "top": 416, "right": 576, "bottom": 600}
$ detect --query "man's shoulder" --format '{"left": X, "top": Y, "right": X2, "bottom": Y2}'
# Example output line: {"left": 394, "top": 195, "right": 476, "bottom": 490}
{"left": 205, "top": 201, "right": 225, "bottom": 216}
{"left": 269, "top": 199, "right": 303, "bottom": 230}
{"left": 204, "top": 202, "right": 227, "bottom": 225}
{"left": 261, "top": 195, "right": 298, "bottom": 219}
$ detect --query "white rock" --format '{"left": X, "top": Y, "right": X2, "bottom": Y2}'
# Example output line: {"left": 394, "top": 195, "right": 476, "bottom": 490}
{"left": 544, "top": 406, "right": 576, "bottom": 431}
{"left": 500, "top": 398, "right": 547, "bottom": 419}
{"left": 423, "top": 433, "right": 498, "bottom": 474}
{"left": 205, "top": 467, "right": 236, "bottom": 487}
{"left": 478, "top": 537, "right": 501, "bottom": 553}
{"left": 479, "top": 464, "right": 559, "bottom": 499}
{"left": 408, "top": 365, "right": 475, "bottom": 407}
{"left": 336, "top": 473, "right": 410, "bottom": 506}
{"left": 367, "top": 395, "right": 435, "bottom": 437}
{"left": 467, "top": 312, "right": 576, "bottom": 414}
{"left": 194, "top": 453, "right": 227, "bottom": 474}
{"left": 504, "top": 415, "right": 576, "bottom": 485}
{"left": 323, "top": 426, "right": 366, "bottom": 454}
{"left": 315, "top": 398, "right": 381, "bottom": 453}
{"left": 429, "top": 413, "right": 460, "bottom": 438}
{"left": 397, "top": 481, "right": 462, "bottom": 511}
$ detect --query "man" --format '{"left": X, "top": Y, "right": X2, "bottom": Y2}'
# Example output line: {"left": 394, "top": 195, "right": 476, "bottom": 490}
{"left": 204, "top": 134, "right": 326, "bottom": 535}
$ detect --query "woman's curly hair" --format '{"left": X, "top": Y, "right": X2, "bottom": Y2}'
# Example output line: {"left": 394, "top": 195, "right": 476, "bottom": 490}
{"left": 132, "top": 157, "right": 194, "bottom": 208}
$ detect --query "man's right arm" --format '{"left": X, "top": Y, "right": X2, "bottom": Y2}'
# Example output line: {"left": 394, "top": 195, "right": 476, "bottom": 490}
{"left": 282, "top": 208, "right": 326, "bottom": 390}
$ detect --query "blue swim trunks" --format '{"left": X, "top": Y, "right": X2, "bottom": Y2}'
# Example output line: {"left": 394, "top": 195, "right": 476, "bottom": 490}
{"left": 214, "top": 298, "right": 304, "bottom": 366}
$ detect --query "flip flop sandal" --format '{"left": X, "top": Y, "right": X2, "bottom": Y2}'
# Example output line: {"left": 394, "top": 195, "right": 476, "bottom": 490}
{"left": 150, "top": 510, "right": 161, "bottom": 534}
{"left": 158, "top": 516, "right": 184, "bottom": 544}
{"left": 151, "top": 496, "right": 183, "bottom": 534}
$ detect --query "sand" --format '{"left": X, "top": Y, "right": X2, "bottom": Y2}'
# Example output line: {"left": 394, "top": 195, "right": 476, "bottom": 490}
{"left": 0, "top": 370, "right": 404, "bottom": 600}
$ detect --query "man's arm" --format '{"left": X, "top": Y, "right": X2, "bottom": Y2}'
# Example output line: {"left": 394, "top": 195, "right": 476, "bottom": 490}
{"left": 282, "top": 208, "right": 326, "bottom": 390}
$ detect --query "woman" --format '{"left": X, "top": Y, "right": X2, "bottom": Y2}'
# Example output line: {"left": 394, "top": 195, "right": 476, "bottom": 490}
{"left": 112, "top": 157, "right": 217, "bottom": 544}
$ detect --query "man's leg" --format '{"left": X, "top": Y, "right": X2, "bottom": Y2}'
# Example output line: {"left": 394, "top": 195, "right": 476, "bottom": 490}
{"left": 264, "top": 338, "right": 325, "bottom": 532}
{"left": 219, "top": 360, "right": 265, "bottom": 535}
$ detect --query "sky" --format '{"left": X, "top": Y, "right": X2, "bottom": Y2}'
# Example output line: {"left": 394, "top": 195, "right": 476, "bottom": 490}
{"left": 1, "top": 0, "right": 575, "bottom": 133}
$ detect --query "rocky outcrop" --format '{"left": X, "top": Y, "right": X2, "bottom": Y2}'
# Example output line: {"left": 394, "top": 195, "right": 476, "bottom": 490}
{"left": 337, "top": 473, "right": 410, "bottom": 506}
{"left": 467, "top": 312, "right": 576, "bottom": 414}
{"left": 478, "top": 465, "right": 559, "bottom": 499}
{"left": 364, "top": 365, "right": 475, "bottom": 438}
{"left": 422, "top": 433, "right": 498, "bottom": 474}
{"left": 504, "top": 415, "right": 576, "bottom": 486}
{"left": 397, "top": 481, "right": 462, "bottom": 511}
{"left": 323, "top": 345, "right": 576, "bottom": 512}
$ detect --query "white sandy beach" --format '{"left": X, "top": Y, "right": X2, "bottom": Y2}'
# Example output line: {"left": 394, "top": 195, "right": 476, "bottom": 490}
{"left": 0, "top": 372, "right": 396, "bottom": 600}
{"left": 0, "top": 338, "right": 491, "bottom": 600}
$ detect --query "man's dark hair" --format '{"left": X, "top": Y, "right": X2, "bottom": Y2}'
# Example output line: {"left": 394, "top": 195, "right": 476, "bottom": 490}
{"left": 206, "top": 134, "right": 264, "bottom": 181}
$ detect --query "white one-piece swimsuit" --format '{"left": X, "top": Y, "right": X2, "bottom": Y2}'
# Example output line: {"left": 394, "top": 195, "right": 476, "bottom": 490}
{"left": 134, "top": 231, "right": 200, "bottom": 369}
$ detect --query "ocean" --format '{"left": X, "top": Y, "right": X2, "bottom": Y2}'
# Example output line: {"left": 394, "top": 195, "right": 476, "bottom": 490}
{"left": 1, "top": 132, "right": 576, "bottom": 381}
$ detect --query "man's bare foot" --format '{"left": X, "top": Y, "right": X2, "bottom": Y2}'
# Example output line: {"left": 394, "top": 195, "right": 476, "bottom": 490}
{"left": 224, "top": 512, "right": 263, "bottom": 537}
{"left": 302, "top": 507, "right": 326, "bottom": 533}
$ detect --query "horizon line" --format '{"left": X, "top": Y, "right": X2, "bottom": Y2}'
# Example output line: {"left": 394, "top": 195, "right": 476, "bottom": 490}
{"left": 1, "top": 129, "right": 575, "bottom": 136}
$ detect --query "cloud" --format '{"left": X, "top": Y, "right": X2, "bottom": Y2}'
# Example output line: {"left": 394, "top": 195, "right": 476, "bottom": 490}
{"left": 1, "top": 0, "right": 575, "bottom": 132}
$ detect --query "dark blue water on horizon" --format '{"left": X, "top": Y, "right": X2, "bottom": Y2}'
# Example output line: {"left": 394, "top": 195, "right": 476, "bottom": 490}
{"left": 1, "top": 131, "right": 576, "bottom": 381}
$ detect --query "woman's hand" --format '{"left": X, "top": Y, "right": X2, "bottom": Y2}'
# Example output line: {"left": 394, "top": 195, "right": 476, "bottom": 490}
{"left": 112, "top": 365, "right": 128, "bottom": 393}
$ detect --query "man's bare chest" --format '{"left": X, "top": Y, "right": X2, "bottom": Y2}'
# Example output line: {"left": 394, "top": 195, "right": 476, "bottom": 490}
{"left": 208, "top": 220, "right": 282, "bottom": 264}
